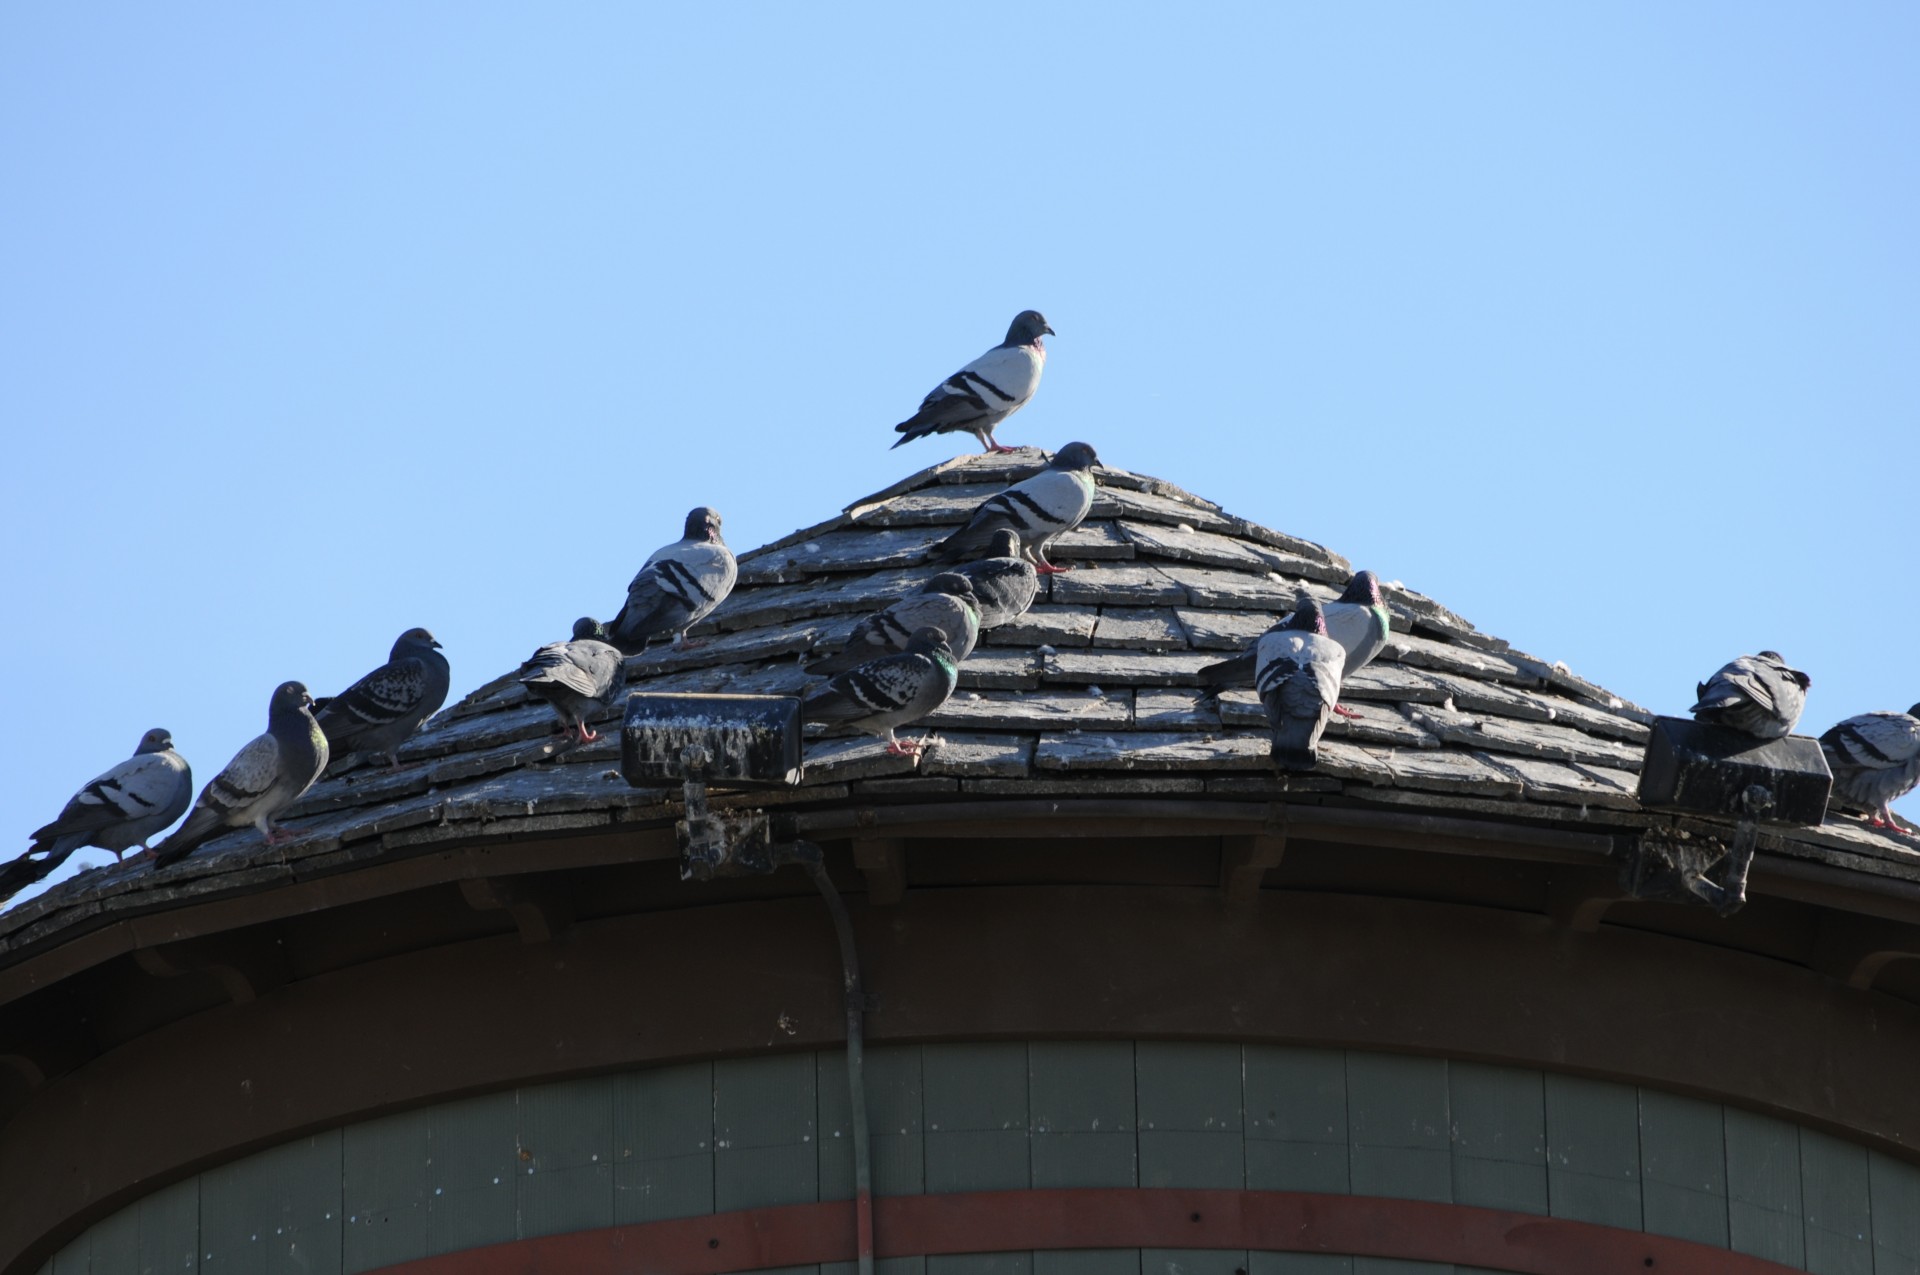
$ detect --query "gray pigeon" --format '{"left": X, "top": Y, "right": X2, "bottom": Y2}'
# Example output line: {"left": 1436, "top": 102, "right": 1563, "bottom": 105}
{"left": 4, "top": 729, "right": 193, "bottom": 899}
{"left": 313, "top": 627, "right": 450, "bottom": 769}
{"left": 809, "top": 574, "right": 982, "bottom": 676}
{"left": 151, "top": 683, "right": 329, "bottom": 868}
{"left": 611, "top": 508, "right": 738, "bottom": 654}
{"left": 932, "top": 442, "right": 1100, "bottom": 573}
{"left": 1690, "top": 651, "right": 1811, "bottom": 739}
{"left": 892, "top": 311, "right": 1054, "bottom": 453}
{"left": 1820, "top": 704, "right": 1920, "bottom": 835}
{"left": 520, "top": 618, "right": 629, "bottom": 743}
{"left": 1199, "top": 570, "right": 1393, "bottom": 715}
{"left": 1257, "top": 597, "right": 1346, "bottom": 771}
{"left": 948, "top": 528, "right": 1041, "bottom": 628}
{"left": 802, "top": 626, "right": 959, "bottom": 757}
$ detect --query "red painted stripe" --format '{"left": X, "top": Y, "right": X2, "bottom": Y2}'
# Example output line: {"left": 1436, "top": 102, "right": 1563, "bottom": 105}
{"left": 366, "top": 1188, "right": 1802, "bottom": 1275}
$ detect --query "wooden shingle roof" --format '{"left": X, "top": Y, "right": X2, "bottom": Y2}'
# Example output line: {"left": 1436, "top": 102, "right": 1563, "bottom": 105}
{"left": 5, "top": 450, "right": 1916, "bottom": 953}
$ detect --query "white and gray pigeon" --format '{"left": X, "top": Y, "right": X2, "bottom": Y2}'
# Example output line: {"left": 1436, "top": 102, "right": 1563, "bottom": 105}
{"left": 802, "top": 626, "right": 959, "bottom": 758}
{"left": 932, "top": 442, "right": 1099, "bottom": 574}
{"left": 1819, "top": 704, "right": 1920, "bottom": 835}
{"left": 948, "top": 528, "right": 1040, "bottom": 628}
{"left": 1198, "top": 571, "right": 1393, "bottom": 716}
{"left": 892, "top": 310, "right": 1054, "bottom": 454}
{"left": 809, "top": 574, "right": 982, "bottom": 675}
{"left": 520, "top": 618, "right": 629, "bottom": 743}
{"left": 151, "top": 683, "right": 329, "bottom": 868}
{"left": 313, "top": 627, "right": 450, "bottom": 770}
{"left": 1690, "top": 651, "right": 1811, "bottom": 740}
{"left": 611, "top": 508, "right": 738, "bottom": 654}
{"left": 1257, "top": 597, "right": 1347, "bottom": 772}
{"left": 4, "top": 729, "right": 193, "bottom": 899}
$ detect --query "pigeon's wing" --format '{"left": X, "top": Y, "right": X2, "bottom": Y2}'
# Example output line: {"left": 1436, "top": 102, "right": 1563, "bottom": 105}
{"left": 893, "top": 345, "right": 1041, "bottom": 445}
{"left": 1715, "top": 658, "right": 1784, "bottom": 713}
{"left": 1824, "top": 713, "right": 1920, "bottom": 773}
{"left": 614, "top": 542, "right": 736, "bottom": 647}
{"left": 934, "top": 469, "right": 1093, "bottom": 561}
{"left": 804, "top": 655, "right": 932, "bottom": 726}
{"left": 952, "top": 559, "right": 1039, "bottom": 627}
{"left": 151, "top": 734, "right": 282, "bottom": 867}
{"left": 810, "top": 603, "right": 918, "bottom": 675}
{"left": 948, "top": 343, "right": 1043, "bottom": 408}
{"left": 1197, "top": 648, "right": 1258, "bottom": 692}
{"left": 316, "top": 656, "right": 431, "bottom": 746}
{"left": 522, "top": 642, "right": 614, "bottom": 699}
{"left": 203, "top": 734, "right": 285, "bottom": 818}
{"left": 31, "top": 753, "right": 185, "bottom": 844}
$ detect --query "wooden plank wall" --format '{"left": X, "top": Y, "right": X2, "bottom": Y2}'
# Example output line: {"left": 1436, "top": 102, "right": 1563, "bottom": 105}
{"left": 34, "top": 1043, "right": 1920, "bottom": 1275}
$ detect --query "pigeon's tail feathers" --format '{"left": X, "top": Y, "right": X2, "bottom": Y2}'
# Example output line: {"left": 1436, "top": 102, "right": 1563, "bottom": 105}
{"left": 1, "top": 833, "right": 84, "bottom": 901}
{"left": 1271, "top": 742, "right": 1320, "bottom": 772}
{"left": 1197, "top": 650, "right": 1257, "bottom": 692}
{"left": 933, "top": 518, "right": 1010, "bottom": 563}
{"left": 149, "top": 808, "right": 223, "bottom": 869}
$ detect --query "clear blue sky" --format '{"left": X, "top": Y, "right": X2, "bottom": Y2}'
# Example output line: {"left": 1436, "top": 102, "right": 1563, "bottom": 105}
{"left": 5, "top": 4, "right": 1916, "bottom": 902}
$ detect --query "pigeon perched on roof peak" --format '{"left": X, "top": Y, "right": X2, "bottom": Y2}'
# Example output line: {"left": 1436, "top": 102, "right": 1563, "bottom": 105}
{"left": 893, "top": 311, "right": 1054, "bottom": 454}
{"left": 151, "top": 683, "right": 329, "bottom": 868}
{"left": 948, "top": 528, "right": 1040, "bottom": 628}
{"left": 1820, "top": 704, "right": 1920, "bottom": 836}
{"left": 611, "top": 507, "right": 737, "bottom": 655}
{"left": 313, "top": 627, "right": 451, "bottom": 771}
{"left": 932, "top": 442, "right": 1099, "bottom": 574}
{"left": 808, "top": 572, "right": 982, "bottom": 674}
{"left": 1690, "top": 651, "right": 1810, "bottom": 740}
{"left": 1257, "top": 596, "right": 1346, "bottom": 772}
{"left": 4, "top": 729, "right": 193, "bottom": 900}
{"left": 1197, "top": 569, "right": 1392, "bottom": 715}
{"left": 803, "top": 626, "right": 959, "bottom": 758}
{"left": 520, "top": 618, "right": 628, "bottom": 743}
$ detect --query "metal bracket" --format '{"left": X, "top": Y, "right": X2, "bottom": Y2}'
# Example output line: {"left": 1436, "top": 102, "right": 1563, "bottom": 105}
{"left": 1621, "top": 826, "right": 1757, "bottom": 917}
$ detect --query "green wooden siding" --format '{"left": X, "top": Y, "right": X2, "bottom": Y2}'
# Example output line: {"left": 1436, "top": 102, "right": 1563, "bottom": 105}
{"left": 39, "top": 1042, "right": 1920, "bottom": 1275}
{"left": 1448, "top": 1063, "right": 1545, "bottom": 1216}
{"left": 1725, "top": 1108, "right": 1804, "bottom": 1267}
{"left": 1542, "top": 1074, "right": 1641, "bottom": 1229}
{"left": 1244, "top": 1046, "right": 1348, "bottom": 1195}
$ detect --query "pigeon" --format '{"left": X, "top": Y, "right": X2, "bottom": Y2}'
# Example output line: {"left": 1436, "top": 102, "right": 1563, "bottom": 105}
{"left": 932, "top": 442, "right": 1100, "bottom": 574}
{"left": 892, "top": 310, "right": 1054, "bottom": 454}
{"left": 1690, "top": 651, "right": 1811, "bottom": 740}
{"left": 1819, "top": 705, "right": 1920, "bottom": 835}
{"left": 611, "top": 508, "right": 738, "bottom": 654}
{"left": 1197, "top": 570, "right": 1393, "bottom": 717}
{"left": 520, "top": 618, "right": 629, "bottom": 743}
{"left": 802, "top": 626, "right": 959, "bottom": 757}
{"left": 313, "top": 627, "right": 451, "bottom": 769}
{"left": 1256, "top": 597, "right": 1346, "bottom": 771}
{"left": 151, "top": 683, "right": 329, "bottom": 868}
{"left": 808, "top": 574, "right": 982, "bottom": 675}
{"left": 948, "top": 528, "right": 1041, "bottom": 628}
{"left": 4, "top": 730, "right": 193, "bottom": 900}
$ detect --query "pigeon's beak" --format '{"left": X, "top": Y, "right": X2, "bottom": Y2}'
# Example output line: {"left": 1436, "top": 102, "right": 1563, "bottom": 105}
{"left": 1043, "top": 324, "right": 1056, "bottom": 336}
{"left": 431, "top": 639, "right": 444, "bottom": 650}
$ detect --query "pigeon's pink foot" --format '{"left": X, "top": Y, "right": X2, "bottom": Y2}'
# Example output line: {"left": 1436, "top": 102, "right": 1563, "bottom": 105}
{"left": 885, "top": 737, "right": 927, "bottom": 758}
{"left": 672, "top": 635, "right": 706, "bottom": 651}
{"left": 140, "top": 848, "right": 158, "bottom": 862}
{"left": 986, "top": 443, "right": 1021, "bottom": 454}
{"left": 264, "top": 826, "right": 295, "bottom": 846}
{"left": 1333, "top": 704, "right": 1362, "bottom": 720}
{"left": 1035, "top": 563, "right": 1073, "bottom": 576}
{"left": 577, "top": 724, "right": 600, "bottom": 743}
